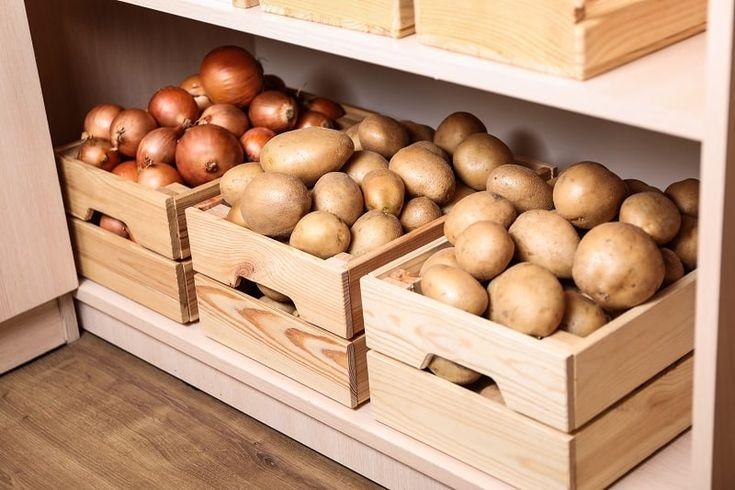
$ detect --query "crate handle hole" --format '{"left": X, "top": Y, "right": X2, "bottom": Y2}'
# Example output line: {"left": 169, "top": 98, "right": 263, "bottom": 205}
{"left": 423, "top": 354, "right": 506, "bottom": 405}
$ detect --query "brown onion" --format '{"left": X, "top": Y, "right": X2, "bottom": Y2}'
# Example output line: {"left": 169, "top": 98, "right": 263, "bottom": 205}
{"left": 110, "top": 109, "right": 157, "bottom": 157}
{"left": 248, "top": 91, "right": 298, "bottom": 133}
{"left": 78, "top": 138, "right": 120, "bottom": 171}
{"left": 111, "top": 161, "right": 138, "bottom": 182}
{"left": 240, "top": 127, "right": 276, "bottom": 162}
{"left": 200, "top": 46, "right": 263, "bottom": 107}
{"left": 175, "top": 125, "right": 243, "bottom": 186}
{"left": 295, "top": 110, "right": 334, "bottom": 129}
{"left": 197, "top": 104, "right": 249, "bottom": 137}
{"left": 100, "top": 215, "right": 130, "bottom": 239}
{"left": 138, "top": 163, "right": 184, "bottom": 189}
{"left": 263, "top": 74, "right": 287, "bottom": 92}
{"left": 83, "top": 103, "right": 123, "bottom": 140}
{"left": 180, "top": 74, "right": 212, "bottom": 111}
{"left": 148, "top": 86, "right": 199, "bottom": 128}
{"left": 136, "top": 127, "right": 180, "bottom": 169}
{"left": 305, "top": 97, "right": 345, "bottom": 120}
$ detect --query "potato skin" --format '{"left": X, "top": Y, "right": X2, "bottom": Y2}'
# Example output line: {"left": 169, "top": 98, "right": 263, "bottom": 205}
{"left": 401, "top": 120, "right": 435, "bottom": 143}
{"left": 226, "top": 205, "right": 247, "bottom": 227}
{"left": 259, "top": 296, "right": 297, "bottom": 315}
{"left": 665, "top": 178, "right": 699, "bottom": 217}
{"left": 400, "top": 197, "right": 442, "bottom": 232}
{"left": 441, "top": 183, "right": 476, "bottom": 213}
{"left": 624, "top": 178, "right": 660, "bottom": 196}
{"left": 389, "top": 143, "right": 456, "bottom": 205}
{"left": 660, "top": 248, "right": 685, "bottom": 286}
{"left": 240, "top": 172, "right": 311, "bottom": 237}
{"left": 560, "top": 290, "right": 608, "bottom": 337}
{"left": 669, "top": 215, "right": 697, "bottom": 270}
{"left": 221, "top": 163, "right": 264, "bottom": 206}
{"left": 619, "top": 191, "right": 681, "bottom": 244}
{"left": 361, "top": 168, "right": 405, "bottom": 216}
{"left": 312, "top": 172, "right": 364, "bottom": 226}
{"left": 444, "top": 191, "right": 516, "bottom": 244}
{"left": 428, "top": 356, "right": 481, "bottom": 386}
{"left": 257, "top": 283, "right": 290, "bottom": 302}
{"left": 289, "top": 211, "right": 351, "bottom": 259}
{"left": 348, "top": 210, "right": 403, "bottom": 257}
{"left": 486, "top": 164, "right": 553, "bottom": 212}
{"left": 509, "top": 210, "right": 580, "bottom": 279}
{"left": 341, "top": 150, "right": 388, "bottom": 184}
{"left": 433, "top": 112, "right": 486, "bottom": 155}
{"left": 419, "top": 247, "right": 458, "bottom": 277}
{"left": 455, "top": 221, "right": 514, "bottom": 281}
{"left": 344, "top": 124, "right": 362, "bottom": 151}
{"left": 453, "top": 133, "right": 513, "bottom": 190}
{"left": 553, "top": 161, "right": 626, "bottom": 229}
{"left": 572, "top": 222, "right": 665, "bottom": 309}
{"left": 421, "top": 265, "right": 488, "bottom": 315}
{"left": 358, "top": 114, "right": 409, "bottom": 159}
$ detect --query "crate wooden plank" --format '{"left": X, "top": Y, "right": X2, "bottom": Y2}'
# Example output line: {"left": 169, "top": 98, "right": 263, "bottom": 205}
{"left": 232, "top": 0, "right": 260, "bottom": 8}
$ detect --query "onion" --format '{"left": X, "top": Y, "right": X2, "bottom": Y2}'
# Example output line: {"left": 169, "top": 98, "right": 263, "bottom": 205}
{"left": 100, "top": 215, "right": 130, "bottom": 239}
{"left": 176, "top": 125, "right": 243, "bottom": 186}
{"left": 77, "top": 138, "right": 120, "bottom": 171}
{"left": 263, "top": 74, "right": 287, "bottom": 92}
{"left": 110, "top": 109, "right": 157, "bottom": 157}
{"left": 295, "top": 110, "right": 334, "bottom": 129}
{"left": 83, "top": 103, "right": 123, "bottom": 140}
{"left": 248, "top": 91, "right": 298, "bottom": 133}
{"left": 200, "top": 46, "right": 263, "bottom": 107}
{"left": 148, "top": 86, "right": 199, "bottom": 128}
{"left": 305, "top": 97, "right": 345, "bottom": 120}
{"left": 239, "top": 127, "right": 275, "bottom": 162}
{"left": 138, "top": 163, "right": 184, "bottom": 189}
{"left": 197, "top": 104, "right": 249, "bottom": 137}
{"left": 111, "top": 161, "right": 139, "bottom": 182}
{"left": 180, "top": 74, "right": 212, "bottom": 111}
{"left": 136, "top": 127, "right": 180, "bottom": 169}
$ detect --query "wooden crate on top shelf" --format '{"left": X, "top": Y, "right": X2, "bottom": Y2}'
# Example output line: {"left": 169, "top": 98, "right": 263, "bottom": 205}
{"left": 414, "top": 0, "right": 706, "bottom": 79}
{"left": 233, "top": 0, "right": 260, "bottom": 8}
{"left": 259, "top": 0, "right": 415, "bottom": 38}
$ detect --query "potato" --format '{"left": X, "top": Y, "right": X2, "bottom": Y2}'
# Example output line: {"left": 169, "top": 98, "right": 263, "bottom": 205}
{"left": 427, "top": 356, "right": 481, "bottom": 386}
{"left": 400, "top": 197, "right": 442, "bottom": 232}
{"left": 349, "top": 210, "right": 403, "bottom": 257}
{"left": 486, "top": 164, "right": 553, "bottom": 212}
{"left": 453, "top": 133, "right": 513, "bottom": 190}
{"left": 358, "top": 114, "right": 409, "bottom": 158}
{"left": 361, "top": 168, "right": 405, "bottom": 216}
{"left": 421, "top": 265, "right": 488, "bottom": 315}
{"left": 665, "top": 178, "right": 699, "bottom": 217}
{"left": 257, "top": 283, "right": 290, "bottom": 302}
{"left": 624, "top": 178, "right": 660, "bottom": 196}
{"left": 509, "top": 210, "right": 579, "bottom": 279}
{"left": 455, "top": 221, "right": 514, "bottom": 281}
{"left": 488, "top": 263, "right": 564, "bottom": 337}
{"left": 401, "top": 120, "right": 435, "bottom": 143}
{"left": 389, "top": 143, "right": 456, "bottom": 205}
{"left": 419, "top": 247, "right": 458, "bottom": 276}
{"left": 572, "top": 222, "right": 664, "bottom": 309}
{"left": 220, "top": 163, "right": 264, "bottom": 206}
{"left": 259, "top": 296, "right": 297, "bottom": 315}
{"left": 444, "top": 191, "right": 516, "bottom": 244}
{"left": 433, "top": 112, "right": 486, "bottom": 154}
{"left": 226, "top": 205, "right": 247, "bottom": 227}
{"left": 341, "top": 150, "right": 388, "bottom": 184}
{"left": 560, "top": 290, "right": 608, "bottom": 337}
{"left": 289, "top": 211, "right": 351, "bottom": 259}
{"left": 619, "top": 191, "right": 681, "bottom": 244}
{"left": 553, "top": 162, "right": 626, "bottom": 229}
{"left": 408, "top": 140, "right": 450, "bottom": 162}
{"left": 260, "top": 127, "right": 354, "bottom": 186}
{"left": 441, "top": 183, "right": 476, "bottom": 213}
{"left": 669, "top": 215, "right": 697, "bottom": 270}
{"left": 240, "top": 172, "right": 311, "bottom": 237}
{"left": 660, "top": 248, "right": 685, "bottom": 286}
{"left": 344, "top": 123, "right": 362, "bottom": 151}
{"left": 312, "top": 172, "right": 364, "bottom": 226}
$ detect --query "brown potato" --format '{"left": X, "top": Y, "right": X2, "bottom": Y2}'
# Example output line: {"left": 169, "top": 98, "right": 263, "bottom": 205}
{"left": 312, "top": 172, "right": 364, "bottom": 226}
{"left": 427, "top": 356, "right": 481, "bottom": 386}
{"left": 400, "top": 197, "right": 442, "bottom": 232}
{"left": 433, "top": 112, "right": 486, "bottom": 155}
{"left": 226, "top": 205, "right": 247, "bottom": 227}
{"left": 619, "top": 191, "right": 681, "bottom": 244}
{"left": 389, "top": 143, "right": 456, "bottom": 205}
{"left": 341, "top": 150, "right": 388, "bottom": 184}
{"left": 257, "top": 283, "right": 290, "bottom": 302}
{"left": 488, "top": 263, "right": 564, "bottom": 337}
{"left": 421, "top": 265, "right": 488, "bottom": 315}
{"left": 401, "top": 120, "right": 435, "bottom": 143}
{"left": 624, "top": 178, "right": 661, "bottom": 196}
{"left": 509, "top": 210, "right": 580, "bottom": 279}
{"left": 358, "top": 114, "right": 409, "bottom": 158}
{"left": 408, "top": 140, "right": 450, "bottom": 162}
{"left": 572, "top": 222, "right": 665, "bottom": 309}
{"left": 486, "top": 164, "right": 553, "bottom": 212}
{"left": 419, "top": 247, "right": 458, "bottom": 277}
{"left": 453, "top": 133, "right": 514, "bottom": 190}
{"left": 344, "top": 123, "right": 362, "bottom": 151}
{"left": 259, "top": 296, "right": 297, "bottom": 315}
{"left": 349, "top": 210, "right": 403, "bottom": 257}
{"left": 361, "top": 168, "right": 405, "bottom": 216}
{"left": 220, "top": 163, "right": 264, "bottom": 206}
{"left": 660, "top": 248, "right": 685, "bottom": 287}
{"left": 455, "top": 221, "right": 514, "bottom": 281}
{"left": 289, "top": 211, "right": 351, "bottom": 259}
{"left": 444, "top": 191, "right": 516, "bottom": 244}
{"left": 553, "top": 162, "right": 626, "bottom": 229}
{"left": 441, "top": 183, "right": 476, "bottom": 213}
{"left": 240, "top": 172, "right": 311, "bottom": 237}
{"left": 665, "top": 178, "right": 699, "bottom": 217}
{"left": 560, "top": 290, "right": 608, "bottom": 337}
{"left": 669, "top": 215, "right": 697, "bottom": 270}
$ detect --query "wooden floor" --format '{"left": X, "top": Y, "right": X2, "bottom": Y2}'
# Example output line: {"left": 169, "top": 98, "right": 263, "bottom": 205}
{"left": 0, "top": 333, "right": 381, "bottom": 489}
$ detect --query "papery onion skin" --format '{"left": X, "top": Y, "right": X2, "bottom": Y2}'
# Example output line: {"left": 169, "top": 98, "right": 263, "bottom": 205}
{"left": 110, "top": 109, "right": 157, "bottom": 157}
{"left": 136, "top": 127, "right": 180, "bottom": 169}
{"left": 111, "top": 161, "right": 139, "bottom": 182}
{"left": 175, "top": 125, "right": 243, "bottom": 186}
{"left": 248, "top": 91, "right": 298, "bottom": 133}
{"left": 83, "top": 103, "right": 123, "bottom": 140}
{"left": 78, "top": 138, "right": 120, "bottom": 171}
{"left": 148, "top": 86, "right": 199, "bottom": 128}
{"left": 100, "top": 214, "right": 130, "bottom": 239}
{"left": 295, "top": 111, "right": 334, "bottom": 129}
{"left": 180, "top": 74, "right": 212, "bottom": 111}
{"left": 138, "top": 163, "right": 184, "bottom": 189}
{"left": 200, "top": 46, "right": 263, "bottom": 107}
{"left": 240, "top": 127, "right": 276, "bottom": 162}
{"left": 198, "top": 104, "right": 250, "bottom": 137}
{"left": 263, "top": 74, "right": 287, "bottom": 92}
{"left": 304, "top": 97, "right": 345, "bottom": 120}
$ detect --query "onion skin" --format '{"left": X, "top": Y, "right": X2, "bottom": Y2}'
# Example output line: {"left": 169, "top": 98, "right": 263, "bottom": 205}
{"left": 248, "top": 91, "right": 298, "bottom": 133}
{"left": 200, "top": 46, "right": 263, "bottom": 107}
{"left": 110, "top": 109, "right": 157, "bottom": 157}
{"left": 138, "top": 163, "right": 184, "bottom": 189}
{"left": 148, "top": 86, "right": 199, "bottom": 128}
{"left": 136, "top": 127, "right": 180, "bottom": 169}
{"left": 295, "top": 111, "right": 334, "bottom": 129}
{"left": 100, "top": 215, "right": 130, "bottom": 239}
{"left": 197, "top": 104, "right": 249, "bottom": 137}
{"left": 175, "top": 125, "right": 243, "bottom": 186}
{"left": 240, "top": 127, "right": 276, "bottom": 162}
{"left": 111, "top": 161, "right": 138, "bottom": 182}
{"left": 77, "top": 138, "right": 120, "bottom": 171}
{"left": 83, "top": 103, "right": 123, "bottom": 140}
{"left": 180, "top": 74, "right": 212, "bottom": 111}
{"left": 263, "top": 74, "right": 287, "bottom": 92}
{"left": 305, "top": 97, "right": 345, "bottom": 120}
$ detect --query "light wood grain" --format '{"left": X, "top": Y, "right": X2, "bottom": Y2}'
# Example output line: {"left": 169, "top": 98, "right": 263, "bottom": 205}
{"left": 233, "top": 0, "right": 260, "bottom": 7}
{"left": 0, "top": 300, "right": 67, "bottom": 374}
{"left": 195, "top": 274, "right": 368, "bottom": 407}
{"left": 57, "top": 293, "right": 80, "bottom": 342}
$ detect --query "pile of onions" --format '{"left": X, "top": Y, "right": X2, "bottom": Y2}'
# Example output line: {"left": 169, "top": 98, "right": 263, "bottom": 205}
{"left": 78, "top": 138, "right": 120, "bottom": 171}
{"left": 263, "top": 74, "right": 287, "bottom": 92}
{"left": 148, "top": 86, "right": 199, "bottom": 128}
{"left": 83, "top": 103, "right": 123, "bottom": 140}
{"left": 110, "top": 109, "right": 157, "bottom": 157}
{"left": 136, "top": 127, "right": 180, "bottom": 169}
{"left": 180, "top": 74, "right": 212, "bottom": 111}
{"left": 240, "top": 127, "right": 275, "bottom": 162}
{"left": 198, "top": 104, "right": 249, "bottom": 137}
{"left": 296, "top": 111, "right": 333, "bottom": 129}
{"left": 138, "top": 163, "right": 183, "bottom": 189}
{"left": 200, "top": 46, "right": 263, "bottom": 107}
{"left": 100, "top": 215, "right": 130, "bottom": 239}
{"left": 305, "top": 97, "right": 345, "bottom": 120}
{"left": 248, "top": 91, "right": 298, "bottom": 133}
{"left": 176, "top": 125, "right": 243, "bottom": 186}
{"left": 111, "top": 161, "right": 139, "bottom": 182}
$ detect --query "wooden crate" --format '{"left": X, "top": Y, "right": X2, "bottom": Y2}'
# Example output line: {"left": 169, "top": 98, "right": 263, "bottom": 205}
{"left": 361, "top": 237, "right": 695, "bottom": 431}
{"left": 259, "top": 0, "right": 415, "bottom": 38}
{"left": 414, "top": 0, "right": 707, "bottom": 79}
{"left": 232, "top": 0, "right": 260, "bottom": 8}
{"left": 69, "top": 218, "right": 197, "bottom": 323}
{"left": 195, "top": 273, "right": 369, "bottom": 407}
{"left": 368, "top": 350, "right": 692, "bottom": 489}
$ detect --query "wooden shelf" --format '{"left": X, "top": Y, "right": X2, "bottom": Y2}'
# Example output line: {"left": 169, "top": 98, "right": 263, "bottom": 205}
{"left": 74, "top": 279, "right": 692, "bottom": 489}
{"left": 115, "top": 0, "right": 705, "bottom": 141}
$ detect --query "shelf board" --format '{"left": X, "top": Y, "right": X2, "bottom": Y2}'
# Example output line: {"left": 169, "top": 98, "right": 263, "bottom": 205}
{"left": 115, "top": 0, "right": 705, "bottom": 141}
{"left": 74, "top": 279, "right": 692, "bottom": 489}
